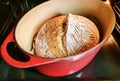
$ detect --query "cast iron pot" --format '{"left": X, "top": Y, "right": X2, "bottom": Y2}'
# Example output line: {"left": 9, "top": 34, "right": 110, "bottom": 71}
{"left": 1, "top": 0, "right": 115, "bottom": 77}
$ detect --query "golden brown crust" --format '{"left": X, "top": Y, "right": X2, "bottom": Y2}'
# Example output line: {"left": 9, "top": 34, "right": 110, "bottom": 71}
{"left": 34, "top": 15, "right": 67, "bottom": 58}
{"left": 45, "top": 16, "right": 66, "bottom": 58}
{"left": 34, "top": 13, "right": 100, "bottom": 58}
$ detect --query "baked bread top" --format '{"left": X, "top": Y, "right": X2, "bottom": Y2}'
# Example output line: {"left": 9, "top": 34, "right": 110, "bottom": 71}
{"left": 34, "top": 13, "right": 99, "bottom": 58}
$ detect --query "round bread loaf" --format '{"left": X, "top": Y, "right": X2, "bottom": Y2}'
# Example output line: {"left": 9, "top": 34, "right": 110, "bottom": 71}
{"left": 34, "top": 13, "right": 100, "bottom": 58}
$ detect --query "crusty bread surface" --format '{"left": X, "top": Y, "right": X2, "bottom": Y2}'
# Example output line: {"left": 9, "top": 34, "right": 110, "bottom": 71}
{"left": 34, "top": 13, "right": 100, "bottom": 58}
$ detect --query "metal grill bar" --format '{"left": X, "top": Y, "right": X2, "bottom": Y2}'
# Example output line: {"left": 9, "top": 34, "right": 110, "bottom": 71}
{"left": 113, "top": 1, "right": 120, "bottom": 34}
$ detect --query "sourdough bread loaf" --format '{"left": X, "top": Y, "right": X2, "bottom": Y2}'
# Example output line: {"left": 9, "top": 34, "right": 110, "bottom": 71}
{"left": 34, "top": 13, "right": 100, "bottom": 58}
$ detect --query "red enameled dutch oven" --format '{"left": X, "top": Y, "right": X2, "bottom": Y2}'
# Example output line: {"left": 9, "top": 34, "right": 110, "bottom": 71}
{"left": 1, "top": 0, "right": 115, "bottom": 77}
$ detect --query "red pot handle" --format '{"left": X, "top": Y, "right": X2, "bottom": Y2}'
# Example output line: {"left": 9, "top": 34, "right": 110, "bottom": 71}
{"left": 1, "top": 29, "right": 56, "bottom": 68}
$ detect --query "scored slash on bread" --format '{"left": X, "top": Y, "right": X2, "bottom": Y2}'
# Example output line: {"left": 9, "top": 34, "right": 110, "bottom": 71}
{"left": 65, "top": 13, "right": 99, "bottom": 56}
{"left": 34, "top": 13, "right": 99, "bottom": 58}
